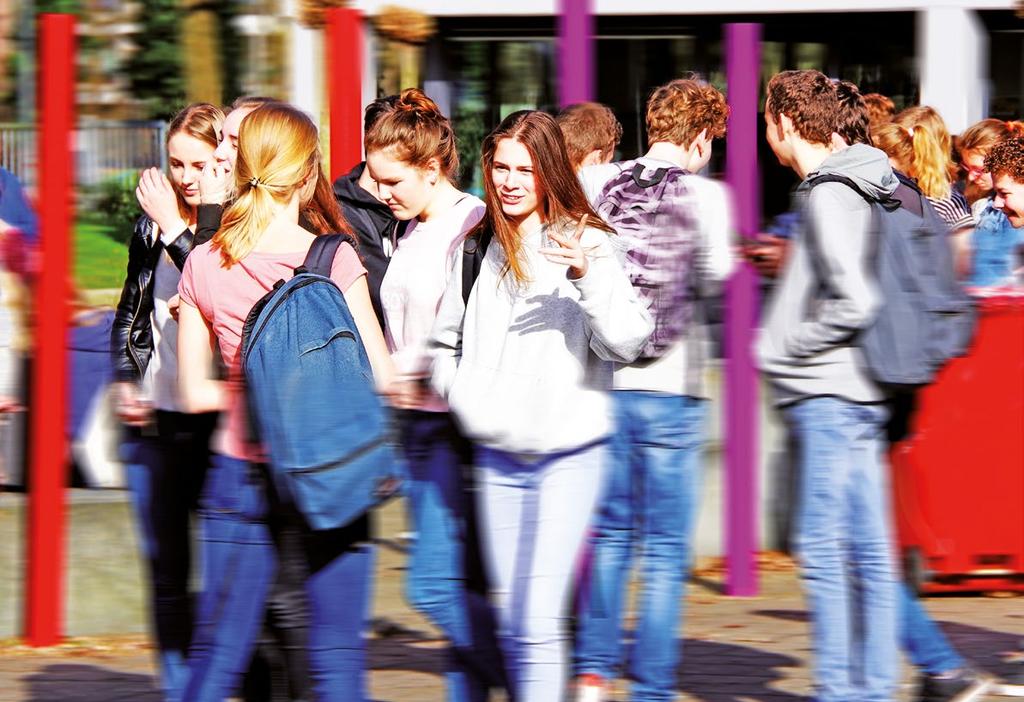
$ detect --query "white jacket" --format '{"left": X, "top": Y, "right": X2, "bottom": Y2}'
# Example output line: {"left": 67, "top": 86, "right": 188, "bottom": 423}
{"left": 429, "top": 222, "right": 653, "bottom": 454}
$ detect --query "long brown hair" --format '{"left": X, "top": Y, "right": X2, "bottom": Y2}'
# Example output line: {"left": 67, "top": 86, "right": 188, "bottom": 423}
{"left": 475, "top": 110, "right": 612, "bottom": 285}
{"left": 166, "top": 103, "right": 224, "bottom": 219}
{"left": 958, "top": 118, "right": 1024, "bottom": 157}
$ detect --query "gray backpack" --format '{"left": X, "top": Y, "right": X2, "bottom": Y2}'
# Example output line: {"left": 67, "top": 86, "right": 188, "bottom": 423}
{"left": 807, "top": 173, "right": 977, "bottom": 389}
{"left": 595, "top": 160, "right": 699, "bottom": 358}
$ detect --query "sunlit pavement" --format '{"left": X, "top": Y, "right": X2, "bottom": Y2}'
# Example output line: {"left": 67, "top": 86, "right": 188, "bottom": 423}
{"left": 0, "top": 499, "right": 1019, "bottom": 702}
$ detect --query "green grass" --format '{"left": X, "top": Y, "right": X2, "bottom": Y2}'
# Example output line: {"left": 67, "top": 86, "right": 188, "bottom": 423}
{"left": 75, "top": 219, "right": 128, "bottom": 291}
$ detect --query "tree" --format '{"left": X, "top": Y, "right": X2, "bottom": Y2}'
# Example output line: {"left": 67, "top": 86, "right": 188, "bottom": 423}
{"left": 125, "top": 0, "right": 186, "bottom": 120}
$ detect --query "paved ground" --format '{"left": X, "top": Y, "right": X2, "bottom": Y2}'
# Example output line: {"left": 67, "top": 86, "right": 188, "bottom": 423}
{"left": 0, "top": 501, "right": 1020, "bottom": 702}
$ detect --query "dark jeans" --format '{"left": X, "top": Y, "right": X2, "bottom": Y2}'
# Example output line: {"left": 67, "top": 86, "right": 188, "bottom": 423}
{"left": 399, "top": 410, "right": 505, "bottom": 701}
{"left": 122, "top": 410, "right": 217, "bottom": 701}
{"left": 184, "top": 453, "right": 374, "bottom": 702}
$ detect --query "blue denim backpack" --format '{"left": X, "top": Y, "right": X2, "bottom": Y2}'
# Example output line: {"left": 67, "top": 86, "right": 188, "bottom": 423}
{"left": 806, "top": 173, "right": 977, "bottom": 389}
{"left": 240, "top": 234, "right": 401, "bottom": 530}
{"left": 594, "top": 160, "right": 699, "bottom": 358}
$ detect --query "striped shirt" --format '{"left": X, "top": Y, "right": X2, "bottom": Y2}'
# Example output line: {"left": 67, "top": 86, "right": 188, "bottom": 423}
{"left": 928, "top": 189, "right": 974, "bottom": 231}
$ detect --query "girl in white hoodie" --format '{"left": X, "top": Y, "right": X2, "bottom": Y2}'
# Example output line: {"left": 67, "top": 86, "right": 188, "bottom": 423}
{"left": 429, "top": 110, "right": 653, "bottom": 701}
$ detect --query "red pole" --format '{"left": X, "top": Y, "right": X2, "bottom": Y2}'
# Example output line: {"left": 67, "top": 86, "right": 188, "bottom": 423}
{"left": 26, "top": 13, "right": 74, "bottom": 647}
{"left": 326, "top": 8, "right": 363, "bottom": 182}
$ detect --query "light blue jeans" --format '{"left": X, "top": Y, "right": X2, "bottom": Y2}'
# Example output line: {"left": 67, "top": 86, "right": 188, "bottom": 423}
{"left": 785, "top": 397, "right": 898, "bottom": 702}
{"left": 477, "top": 440, "right": 609, "bottom": 702}
{"left": 575, "top": 391, "right": 706, "bottom": 700}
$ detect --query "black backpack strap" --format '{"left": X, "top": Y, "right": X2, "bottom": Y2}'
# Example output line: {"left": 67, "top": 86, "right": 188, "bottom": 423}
{"left": 300, "top": 232, "right": 358, "bottom": 277}
{"left": 808, "top": 173, "right": 901, "bottom": 212}
{"left": 461, "top": 225, "right": 493, "bottom": 307}
{"left": 631, "top": 163, "right": 669, "bottom": 188}
{"left": 804, "top": 173, "right": 890, "bottom": 296}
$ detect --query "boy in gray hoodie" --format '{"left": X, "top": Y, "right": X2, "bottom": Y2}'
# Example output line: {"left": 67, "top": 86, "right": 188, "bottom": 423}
{"left": 757, "top": 70, "right": 899, "bottom": 702}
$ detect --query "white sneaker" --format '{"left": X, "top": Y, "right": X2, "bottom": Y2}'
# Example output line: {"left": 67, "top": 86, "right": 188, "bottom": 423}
{"left": 575, "top": 673, "right": 606, "bottom": 702}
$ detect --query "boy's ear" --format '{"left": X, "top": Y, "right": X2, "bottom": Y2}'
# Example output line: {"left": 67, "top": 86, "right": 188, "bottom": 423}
{"left": 778, "top": 113, "right": 793, "bottom": 141}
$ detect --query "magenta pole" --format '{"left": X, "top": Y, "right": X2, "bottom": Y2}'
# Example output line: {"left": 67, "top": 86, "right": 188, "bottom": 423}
{"left": 557, "top": 0, "right": 594, "bottom": 107}
{"left": 724, "top": 22, "right": 761, "bottom": 597}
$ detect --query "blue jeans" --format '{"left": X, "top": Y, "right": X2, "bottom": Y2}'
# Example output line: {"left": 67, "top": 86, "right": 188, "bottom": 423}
{"left": 786, "top": 397, "right": 898, "bottom": 702}
{"left": 183, "top": 453, "right": 374, "bottom": 702}
{"left": 575, "top": 391, "right": 706, "bottom": 701}
{"left": 400, "top": 411, "right": 505, "bottom": 702}
{"left": 900, "top": 582, "right": 963, "bottom": 675}
{"left": 122, "top": 411, "right": 216, "bottom": 701}
{"left": 478, "top": 440, "right": 609, "bottom": 702}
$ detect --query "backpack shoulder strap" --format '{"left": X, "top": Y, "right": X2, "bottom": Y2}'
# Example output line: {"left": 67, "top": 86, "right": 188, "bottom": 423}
{"left": 461, "top": 225, "right": 493, "bottom": 307}
{"left": 808, "top": 172, "right": 901, "bottom": 212}
{"left": 804, "top": 175, "right": 872, "bottom": 293}
{"left": 301, "top": 232, "right": 358, "bottom": 278}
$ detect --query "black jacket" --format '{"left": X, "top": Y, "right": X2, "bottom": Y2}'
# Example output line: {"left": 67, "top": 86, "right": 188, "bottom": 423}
{"left": 110, "top": 215, "right": 201, "bottom": 383}
{"left": 333, "top": 162, "right": 406, "bottom": 327}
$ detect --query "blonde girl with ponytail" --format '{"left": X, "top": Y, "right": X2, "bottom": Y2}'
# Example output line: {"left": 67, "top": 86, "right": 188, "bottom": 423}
{"left": 176, "top": 102, "right": 394, "bottom": 702}
{"left": 873, "top": 106, "right": 974, "bottom": 231}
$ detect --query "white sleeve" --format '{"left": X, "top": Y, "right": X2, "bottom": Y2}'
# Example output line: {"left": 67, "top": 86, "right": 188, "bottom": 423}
{"left": 693, "top": 178, "right": 736, "bottom": 297}
{"left": 571, "top": 229, "right": 654, "bottom": 363}
{"left": 427, "top": 248, "right": 466, "bottom": 400}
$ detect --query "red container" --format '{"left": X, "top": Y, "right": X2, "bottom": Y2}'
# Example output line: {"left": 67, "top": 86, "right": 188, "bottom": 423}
{"left": 891, "top": 293, "right": 1024, "bottom": 594}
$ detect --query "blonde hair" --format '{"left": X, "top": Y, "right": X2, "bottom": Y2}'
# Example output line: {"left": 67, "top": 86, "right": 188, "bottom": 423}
{"left": 213, "top": 104, "right": 327, "bottom": 266}
{"left": 873, "top": 106, "right": 954, "bottom": 199}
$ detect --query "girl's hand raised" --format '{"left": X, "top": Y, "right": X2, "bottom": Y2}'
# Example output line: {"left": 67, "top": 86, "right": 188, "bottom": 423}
{"left": 136, "top": 167, "right": 187, "bottom": 240}
{"left": 539, "top": 214, "right": 589, "bottom": 280}
{"left": 199, "top": 161, "right": 231, "bottom": 205}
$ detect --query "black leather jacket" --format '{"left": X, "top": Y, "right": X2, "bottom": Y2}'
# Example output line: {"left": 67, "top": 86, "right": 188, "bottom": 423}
{"left": 110, "top": 215, "right": 200, "bottom": 383}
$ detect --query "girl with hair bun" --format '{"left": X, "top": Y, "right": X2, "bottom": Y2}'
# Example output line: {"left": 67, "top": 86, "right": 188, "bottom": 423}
{"left": 176, "top": 102, "right": 394, "bottom": 702}
{"left": 364, "top": 87, "right": 505, "bottom": 701}
{"left": 111, "top": 102, "right": 223, "bottom": 702}
{"left": 959, "top": 119, "right": 1024, "bottom": 286}
{"left": 429, "top": 110, "right": 653, "bottom": 701}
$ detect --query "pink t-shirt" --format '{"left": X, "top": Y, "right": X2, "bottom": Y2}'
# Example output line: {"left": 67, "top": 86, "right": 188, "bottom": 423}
{"left": 179, "top": 239, "right": 367, "bottom": 461}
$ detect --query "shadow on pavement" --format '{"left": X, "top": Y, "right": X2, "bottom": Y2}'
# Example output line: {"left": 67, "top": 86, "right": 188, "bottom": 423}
{"left": 752, "top": 608, "right": 810, "bottom": 623}
{"left": 678, "top": 639, "right": 805, "bottom": 702}
{"left": 939, "top": 621, "right": 1024, "bottom": 681}
{"left": 23, "top": 664, "right": 160, "bottom": 702}
{"left": 368, "top": 622, "right": 445, "bottom": 678}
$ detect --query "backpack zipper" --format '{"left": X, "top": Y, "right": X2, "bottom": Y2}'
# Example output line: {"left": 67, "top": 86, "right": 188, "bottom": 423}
{"left": 288, "top": 433, "right": 388, "bottom": 474}
{"left": 242, "top": 275, "right": 334, "bottom": 364}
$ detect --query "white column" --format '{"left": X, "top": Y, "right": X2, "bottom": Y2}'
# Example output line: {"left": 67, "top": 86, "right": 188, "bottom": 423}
{"left": 918, "top": 6, "right": 988, "bottom": 135}
{"left": 283, "top": 0, "right": 322, "bottom": 121}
